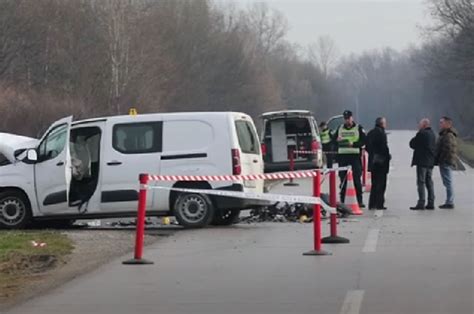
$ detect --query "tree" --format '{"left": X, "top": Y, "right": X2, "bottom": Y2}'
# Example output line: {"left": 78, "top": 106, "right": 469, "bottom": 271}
{"left": 308, "top": 35, "right": 339, "bottom": 79}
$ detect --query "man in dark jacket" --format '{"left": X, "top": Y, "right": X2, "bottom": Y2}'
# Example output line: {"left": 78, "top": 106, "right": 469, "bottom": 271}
{"left": 409, "top": 118, "right": 436, "bottom": 210}
{"left": 333, "top": 110, "right": 367, "bottom": 207}
{"left": 435, "top": 116, "right": 458, "bottom": 209}
{"left": 366, "top": 117, "right": 390, "bottom": 210}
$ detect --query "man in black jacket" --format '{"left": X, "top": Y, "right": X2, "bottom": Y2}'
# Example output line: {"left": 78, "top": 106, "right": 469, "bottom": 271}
{"left": 366, "top": 117, "right": 390, "bottom": 210}
{"left": 409, "top": 118, "right": 436, "bottom": 210}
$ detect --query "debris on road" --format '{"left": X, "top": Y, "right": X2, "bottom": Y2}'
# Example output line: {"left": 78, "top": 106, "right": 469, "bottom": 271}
{"left": 239, "top": 193, "right": 352, "bottom": 224}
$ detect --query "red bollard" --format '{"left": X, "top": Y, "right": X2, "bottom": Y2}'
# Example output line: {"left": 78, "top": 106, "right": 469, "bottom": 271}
{"left": 284, "top": 148, "right": 299, "bottom": 186}
{"left": 303, "top": 170, "right": 331, "bottom": 256}
{"left": 322, "top": 169, "right": 350, "bottom": 244}
{"left": 123, "top": 174, "right": 154, "bottom": 265}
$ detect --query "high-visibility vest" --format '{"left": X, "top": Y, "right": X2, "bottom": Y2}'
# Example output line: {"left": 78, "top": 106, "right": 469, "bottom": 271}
{"left": 337, "top": 124, "right": 360, "bottom": 154}
{"left": 320, "top": 129, "right": 331, "bottom": 144}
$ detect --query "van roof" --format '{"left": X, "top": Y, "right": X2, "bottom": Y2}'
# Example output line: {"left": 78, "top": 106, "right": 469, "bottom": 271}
{"left": 73, "top": 111, "right": 251, "bottom": 125}
{"left": 260, "top": 110, "right": 313, "bottom": 118}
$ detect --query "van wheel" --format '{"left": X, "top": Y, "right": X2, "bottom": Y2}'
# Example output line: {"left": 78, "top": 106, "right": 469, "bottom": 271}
{"left": 173, "top": 193, "right": 214, "bottom": 228}
{"left": 211, "top": 209, "right": 240, "bottom": 226}
{"left": 0, "top": 190, "right": 32, "bottom": 229}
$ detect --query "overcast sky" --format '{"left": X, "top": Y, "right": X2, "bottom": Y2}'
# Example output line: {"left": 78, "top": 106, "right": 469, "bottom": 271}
{"left": 234, "top": 0, "right": 432, "bottom": 55}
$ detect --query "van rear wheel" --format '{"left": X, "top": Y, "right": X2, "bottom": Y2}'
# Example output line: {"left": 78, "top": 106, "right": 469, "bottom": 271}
{"left": 211, "top": 209, "right": 240, "bottom": 226}
{"left": 173, "top": 193, "right": 214, "bottom": 228}
{"left": 0, "top": 190, "right": 32, "bottom": 229}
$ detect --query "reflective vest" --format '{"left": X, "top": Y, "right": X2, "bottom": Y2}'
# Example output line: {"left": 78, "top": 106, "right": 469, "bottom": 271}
{"left": 338, "top": 124, "right": 360, "bottom": 154}
{"left": 320, "top": 129, "right": 331, "bottom": 144}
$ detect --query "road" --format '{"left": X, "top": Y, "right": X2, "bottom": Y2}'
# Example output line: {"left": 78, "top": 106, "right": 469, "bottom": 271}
{"left": 5, "top": 131, "right": 473, "bottom": 314}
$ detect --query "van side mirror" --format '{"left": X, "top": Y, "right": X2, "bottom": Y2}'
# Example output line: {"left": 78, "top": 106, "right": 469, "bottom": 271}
{"left": 26, "top": 149, "right": 38, "bottom": 163}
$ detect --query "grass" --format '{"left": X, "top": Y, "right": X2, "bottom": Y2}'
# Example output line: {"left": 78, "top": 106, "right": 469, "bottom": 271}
{"left": 458, "top": 138, "right": 474, "bottom": 167}
{"left": 0, "top": 231, "right": 73, "bottom": 302}
{"left": 0, "top": 231, "right": 73, "bottom": 262}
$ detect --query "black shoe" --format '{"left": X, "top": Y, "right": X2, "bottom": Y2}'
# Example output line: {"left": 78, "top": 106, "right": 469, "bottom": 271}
{"left": 377, "top": 207, "right": 387, "bottom": 210}
{"left": 359, "top": 203, "right": 366, "bottom": 208}
{"left": 410, "top": 205, "right": 425, "bottom": 210}
{"left": 425, "top": 205, "right": 435, "bottom": 210}
{"left": 439, "top": 204, "right": 454, "bottom": 209}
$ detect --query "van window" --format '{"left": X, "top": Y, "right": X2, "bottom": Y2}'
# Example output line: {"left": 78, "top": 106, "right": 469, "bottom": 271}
{"left": 37, "top": 124, "right": 68, "bottom": 162}
{"left": 113, "top": 122, "right": 162, "bottom": 154}
{"left": 235, "top": 120, "right": 259, "bottom": 154}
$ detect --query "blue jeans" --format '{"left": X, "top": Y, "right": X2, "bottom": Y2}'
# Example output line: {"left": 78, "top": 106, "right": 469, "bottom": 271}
{"left": 416, "top": 166, "right": 435, "bottom": 206}
{"left": 439, "top": 164, "right": 454, "bottom": 205}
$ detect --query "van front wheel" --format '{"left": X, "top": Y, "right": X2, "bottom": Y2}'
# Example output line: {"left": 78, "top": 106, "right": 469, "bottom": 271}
{"left": 173, "top": 193, "right": 214, "bottom": 228}
{"left": 0, "top": 190, "right": 32, "bottom": 229}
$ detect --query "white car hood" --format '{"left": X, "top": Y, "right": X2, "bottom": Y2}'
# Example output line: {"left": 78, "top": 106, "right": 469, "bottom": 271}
{"left": 0, "top": 133, "right": 38, "bottom": 162}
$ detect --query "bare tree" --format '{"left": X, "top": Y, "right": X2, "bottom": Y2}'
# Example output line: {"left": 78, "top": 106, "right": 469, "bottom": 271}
{"left": 308, "top": 35, "right": 339, "bottom": 79}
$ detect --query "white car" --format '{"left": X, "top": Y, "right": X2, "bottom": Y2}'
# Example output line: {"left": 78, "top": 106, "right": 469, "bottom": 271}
{"left": 0, "top": 112, "right": 264, "bottom": 229}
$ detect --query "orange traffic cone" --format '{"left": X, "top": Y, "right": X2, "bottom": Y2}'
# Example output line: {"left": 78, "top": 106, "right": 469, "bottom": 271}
{"left": 345, "top": 170, "right": 363, "bottom": 215}
{"left": 365, "top": 171, "right": 372, "bottom": 193}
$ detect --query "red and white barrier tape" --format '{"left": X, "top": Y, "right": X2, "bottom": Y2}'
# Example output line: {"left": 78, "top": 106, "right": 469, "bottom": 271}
{"left": 149, "top": 170, "right": 318, "bottom": 182}
{"left": 147, "top": 167, "right": 352, "bottom": 182}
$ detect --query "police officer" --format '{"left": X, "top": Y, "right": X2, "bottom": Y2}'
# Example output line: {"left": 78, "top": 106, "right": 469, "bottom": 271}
{"left": 319, "top": 121, "right": 334, "bottom": 168}
{"left": 333, "top": 110, "right": 367, "bottom": 207}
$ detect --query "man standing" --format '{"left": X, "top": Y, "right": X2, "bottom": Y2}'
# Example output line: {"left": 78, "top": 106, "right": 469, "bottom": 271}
{"left": 319, "top": 121, "right": 334, "bottom": 168}
{"left": 409, "top": 118, "right": 436, "bottom": 210}
{"left": 334, "top": 110, "right": 366, "bottom": 207}
{"left": 435, "top": 116, "right": 458, "bottom": 209}
{"left": 366, "top": 117, "right": 390, "bottom": 210}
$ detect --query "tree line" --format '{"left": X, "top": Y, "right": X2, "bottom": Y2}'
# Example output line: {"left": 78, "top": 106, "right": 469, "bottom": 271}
{"left": 0, "top": 0, "right": 471, "bottom": 137}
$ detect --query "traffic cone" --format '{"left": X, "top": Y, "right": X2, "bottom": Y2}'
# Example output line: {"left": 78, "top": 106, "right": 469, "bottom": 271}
{"left": 345, "top": 170, "right": 363, "bottom": 215}
{"left": 365, "top": 171, "right": 372, "bottom": 193}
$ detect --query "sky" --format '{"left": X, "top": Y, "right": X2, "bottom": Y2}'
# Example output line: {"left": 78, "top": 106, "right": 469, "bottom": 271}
{"left": 233, "top": 0, "right": 432, "bottom": 55}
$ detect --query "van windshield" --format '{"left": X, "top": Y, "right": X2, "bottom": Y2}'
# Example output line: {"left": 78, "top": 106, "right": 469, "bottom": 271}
{"left": 235, "top": 121, "right": 259, "bottom": 155}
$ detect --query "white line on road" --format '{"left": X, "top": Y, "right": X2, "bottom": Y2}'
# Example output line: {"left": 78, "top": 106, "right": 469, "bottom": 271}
{"left": 362, "top": 229, "right": 380, "bottom": 253}
{"left": 340, "top": 290, "right": 365, "bottom": 314}
{"left": 374, "top": 210, "right": 384, "bottom": 219}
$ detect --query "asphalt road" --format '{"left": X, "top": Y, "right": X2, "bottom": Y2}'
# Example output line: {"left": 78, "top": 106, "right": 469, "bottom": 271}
{"left": 5, "top": 131, "right": 473, "bottom": 314}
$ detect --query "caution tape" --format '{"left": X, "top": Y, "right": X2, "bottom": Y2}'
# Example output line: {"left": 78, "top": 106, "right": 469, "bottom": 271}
{"left": 148, "top": 185, "right": 334, "bottom": 212}
{"left": 148, "top": 170, "right": 319, "bottom": 182}
{"left": 147, "top": 166, "right": 352, "bottom": 182}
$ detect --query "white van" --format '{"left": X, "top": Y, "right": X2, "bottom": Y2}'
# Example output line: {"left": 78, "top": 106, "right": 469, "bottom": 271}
{"left": 260, "top": 110, "right": 323, "bottom": 172}
{"left": 0, "top": 112, "right": 264, "bottom": 229}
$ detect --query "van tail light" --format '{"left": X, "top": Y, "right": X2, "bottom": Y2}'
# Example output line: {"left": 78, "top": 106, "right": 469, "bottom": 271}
{"left": 261, "top": 143, "right": 267, "bottom": 157}
{"left": 311, "top": 139, "right": 320, "bottom": 152}
{"left": 232, "top": 149, "right": 242, "bottom": 175}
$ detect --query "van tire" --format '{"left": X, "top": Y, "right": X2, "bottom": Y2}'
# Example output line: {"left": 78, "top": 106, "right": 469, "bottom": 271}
{"left": 211, "top": 209, "right": 240, "bottom": 226}
{"left": 173, "top": 193, "right": 214, "bottom": 228}
{"left": 0, "top": 190, "right": 32, "bottom": 229}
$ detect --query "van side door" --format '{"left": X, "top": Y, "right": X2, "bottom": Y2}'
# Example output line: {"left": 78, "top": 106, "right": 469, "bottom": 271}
{"left": 34, "top": 116, "right": 73, "bottom": 214}
{"left": 100, "top": 119, "right": 162, "bottom": 212}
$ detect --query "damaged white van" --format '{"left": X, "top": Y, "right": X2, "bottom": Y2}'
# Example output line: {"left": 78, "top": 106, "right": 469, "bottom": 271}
{"left": 0, "top": 112, "right": 264, "bottom": 229}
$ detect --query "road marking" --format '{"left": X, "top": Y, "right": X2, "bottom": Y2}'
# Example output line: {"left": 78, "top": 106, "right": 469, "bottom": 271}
{"left": 362, "top": 229, "right": 380, "bottom": 253}
{"left": 374, "top": 210, "right": 384, "bottom": 218}
{"left": 340, "top": 290, "right": 365, "bottom": 314}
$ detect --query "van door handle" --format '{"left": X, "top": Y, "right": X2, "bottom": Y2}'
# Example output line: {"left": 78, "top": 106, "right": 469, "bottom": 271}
{"left": 107, "top": 161, "right": 122, "bottom": 166}
{"left": 56, "top": 161, "right": 64, "bottom": 166}
{"left": 253, "top": 159, "right": 259, "bottom": 163}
